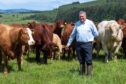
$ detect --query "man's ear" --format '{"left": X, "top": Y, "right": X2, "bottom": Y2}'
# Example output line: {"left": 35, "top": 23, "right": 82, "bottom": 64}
{"left": 65, "top": 22, "right": 67, "bottom": 25}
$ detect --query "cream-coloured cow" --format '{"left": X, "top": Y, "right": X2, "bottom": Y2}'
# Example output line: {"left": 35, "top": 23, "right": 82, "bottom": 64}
{"left": 52, "top": 33, "right": 62, "bottom": 60}
{"left": 97, "top": 20, "right": 123, "bottom": 63}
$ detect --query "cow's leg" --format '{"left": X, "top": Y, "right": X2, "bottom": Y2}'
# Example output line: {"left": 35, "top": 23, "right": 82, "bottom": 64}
{"left": 68, "top": 48, "right": 71, "bottom": 60}
{"left": 17, "top": 55, "right": 22, "bottom": 71}
{"left": 6, "top": 50, "right": 15, "bottom": 59}
{"left": 50, "top": 51, "right": 54, "bottom": 61}
{"left": 16, "top": 46, "right": 23, "bottom": 71}
{"left": 58, "top": 50, "right": 62, "bottom": 60}
{"left": 96, "top": 44, "right": 101, "bottom": 57}
{"left": 0, "top": 50, "right": 2, "bottom": 64}
{"left": 122, "top": 45, "right": 126, "bottom": 59}
{"left": 105, "top": 52, "right": 109, "bottom": 63}
{"left": 102, "top": 44, "right": 109, "bottom": 63}
{"left": 58, "top": 45, "right": 62, "bottom": 60}
{"left": 43, "top": 51, "right": 48, "bottom": 64}
{"left": 62, "top": 48, "right": 66, "bottom": 58}
{"left": 72, "top": 47, "right": 76, "bottom": 59}
{"left": 124, "top": 50, "right": 126, "bottom": 59}
{"left": 36, "top": 46, "right": 41, "bottom": 63}
{"left": 58, "top": 52, "right": 61, "bottom": 60}
{"left": 114, "top": 42, "right": 122, "bottom": 62}
{"left": 108, "top": 51, "right": 112, "bottom": 60}
{"left": 3, "top": 55, "right": 8, "bottom": 74}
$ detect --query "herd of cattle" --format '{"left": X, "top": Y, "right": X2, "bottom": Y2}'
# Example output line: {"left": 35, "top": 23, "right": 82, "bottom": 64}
{"left": 0, "top": 19, "right": 126, "bottom": 74}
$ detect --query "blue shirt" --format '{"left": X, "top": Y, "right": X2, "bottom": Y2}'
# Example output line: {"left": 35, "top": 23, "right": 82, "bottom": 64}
{"left": 67, "top": 19, "right": 99, "bottom": 46}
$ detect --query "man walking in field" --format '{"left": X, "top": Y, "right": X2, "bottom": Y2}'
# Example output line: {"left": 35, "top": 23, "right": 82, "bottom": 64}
{"left": 66, "top": 11, "right": 99, "bottom": 76}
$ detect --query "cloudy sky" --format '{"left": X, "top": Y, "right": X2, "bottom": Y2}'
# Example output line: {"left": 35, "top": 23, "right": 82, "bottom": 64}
{"left": 0, "top": 0, "right": 94, "bottom": 11}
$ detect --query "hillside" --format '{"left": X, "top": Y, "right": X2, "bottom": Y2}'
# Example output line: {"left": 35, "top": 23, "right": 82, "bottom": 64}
{"left": 56, "top": 0, "right": 126, "bottom": 22}
{"left": 0, "top": 9, "right": 39, "bottom": 13}
{"left": 22, "top": 0, "right": 126, "bottom": 23}
{"left": 0, "top": 0, "right": 126, "bottom": 24}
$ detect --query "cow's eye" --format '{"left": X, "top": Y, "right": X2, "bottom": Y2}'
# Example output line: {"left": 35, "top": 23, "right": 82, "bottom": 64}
{"left": 24, "top": 31, "right": 27, "bottom": 34}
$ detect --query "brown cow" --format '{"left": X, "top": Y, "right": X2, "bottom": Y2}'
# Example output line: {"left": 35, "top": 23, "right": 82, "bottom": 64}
{"left": 28, "top": 20, "right": 66, "bottom": 38}
{"left": 28, "top": 22, "right": 57, "bottom": 64}
{"left": 0, "top": 24, "right": 35, "bottom": 73}
{"left": 116, "top": 19, "right": 125, "bottom": 25}
{"left": 61, "top": 22, "right": 76, "bottom": 59}
{"left": 122, "top": 24, "right": 126, "bottom": 58}
{"left": 117, "top": 19, "right": 126, "bottom": 58}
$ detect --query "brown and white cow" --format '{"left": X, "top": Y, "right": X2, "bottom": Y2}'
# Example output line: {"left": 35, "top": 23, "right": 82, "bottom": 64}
{"left": 0, "top": 24, "right": 35, "bottom": 73}
{"left": 97, "top": 20, "right": 123, "bottom": 63}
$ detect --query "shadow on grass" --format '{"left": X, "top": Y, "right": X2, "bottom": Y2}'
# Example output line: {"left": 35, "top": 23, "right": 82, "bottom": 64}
{"left": 93, "top": 52, "right": 126, "bottom": 63}
{"left": 25, "top": 57, "right": 36, "bottom": 63}
{"left": 0, "top": 63, "right": 15, "bottom": 73}
{"left": 93, "top": 53, "right": 105, "bottom": 63}
{"left": 25, "top": 56, "right": 52, "bottom": 65}
{"left": 69, "top": 68, "right": 79, "bottom": 74}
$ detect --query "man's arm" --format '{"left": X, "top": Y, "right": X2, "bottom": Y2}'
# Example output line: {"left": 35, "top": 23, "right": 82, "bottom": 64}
{"left": 91, "top": 22, "right": 99, "bottom": 38}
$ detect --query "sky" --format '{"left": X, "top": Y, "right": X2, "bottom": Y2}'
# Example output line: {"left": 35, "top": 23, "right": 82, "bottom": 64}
{"left": 0, "top": 0, "right": 94, "bottom": 11}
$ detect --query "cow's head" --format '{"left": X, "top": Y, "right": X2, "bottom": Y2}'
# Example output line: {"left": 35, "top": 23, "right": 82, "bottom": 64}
{"left": 61, "top": 23, "right": 74, "bottom": 45}
{"left": 27, "top": 21, "right": 37, "bottom": 29}
{"left": 116, "top": 19, "right": 125, "bottom": 25}
{"left": 55, "top": 20, "right": 66, "bottom": 28}
{"left": 19, "top": 28, "right": 35, "bottom": 45}
{"left": 109, "top": 21, "right": 123, "bottom": 41}
{"left": 42, "top": 42, "right": 58, "bottom": 51}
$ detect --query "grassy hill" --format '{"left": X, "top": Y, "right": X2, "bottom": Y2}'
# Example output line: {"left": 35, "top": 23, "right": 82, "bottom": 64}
{"left": 56, "top": 0, "right": 126, "bottom": 22}
{"left": 0, "top": 13, "right": 35, "bottom": 24}
{"left": 0, "top": 0, "right": 126, "bottom": 24}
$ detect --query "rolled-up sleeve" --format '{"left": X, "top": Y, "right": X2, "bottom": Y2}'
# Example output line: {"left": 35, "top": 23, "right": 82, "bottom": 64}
{"left": 67, "top": 26, "right": 77, "bottom": 47}
{"left": 91, "top": 22, "right": 99, "bottom": 38}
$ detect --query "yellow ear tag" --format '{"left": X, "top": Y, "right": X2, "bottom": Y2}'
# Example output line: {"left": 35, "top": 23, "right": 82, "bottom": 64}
{"left": 32, "top": 31, "right": 34, "bottom": 34}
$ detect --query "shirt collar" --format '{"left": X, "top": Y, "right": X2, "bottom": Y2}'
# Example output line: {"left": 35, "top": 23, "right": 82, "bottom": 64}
{"left": 79, "top": 19, "right": 87, "bottom": 24}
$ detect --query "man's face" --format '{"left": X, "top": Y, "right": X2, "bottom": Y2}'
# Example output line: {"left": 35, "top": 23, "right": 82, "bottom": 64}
{"left": 79, "top": 13, "right": 86, "bottom": 23}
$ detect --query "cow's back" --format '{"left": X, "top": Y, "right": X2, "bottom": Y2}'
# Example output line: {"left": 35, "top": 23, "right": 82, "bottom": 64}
{"left": 0, "top": 24, "right": 13, "bottom": 47}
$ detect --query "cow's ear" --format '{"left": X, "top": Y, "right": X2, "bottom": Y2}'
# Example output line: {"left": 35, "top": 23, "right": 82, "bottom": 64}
{"left": 71, "top": 22, "right": 75, "bottom": 26}
{"left": 18, "top": 28, "right": 23, "bottom": 38}
{"left": 120, "top": 25, "right": 124, "bottom": 29}
{"left": 27, "top": 23, "right": 31, "bottom": 27}
{"left": 19, "top": 28, "right": 24, "bottom": 35}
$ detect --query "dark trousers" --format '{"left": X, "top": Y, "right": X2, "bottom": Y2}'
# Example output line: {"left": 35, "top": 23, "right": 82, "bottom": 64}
{"left": 76, "top": 42, "right": 93, "bottom": 65}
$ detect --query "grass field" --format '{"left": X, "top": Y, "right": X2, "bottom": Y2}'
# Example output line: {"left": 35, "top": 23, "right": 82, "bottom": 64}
{"left": 0, "top": 52, "right": 126, "bottom": 84}
{"left": 0, "top": 13, "right": 35, "bottom": 24}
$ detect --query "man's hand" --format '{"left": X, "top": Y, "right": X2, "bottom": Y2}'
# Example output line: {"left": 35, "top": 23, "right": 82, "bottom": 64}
{"left": 65, "top": 46, "right": 69, "bottom": 51}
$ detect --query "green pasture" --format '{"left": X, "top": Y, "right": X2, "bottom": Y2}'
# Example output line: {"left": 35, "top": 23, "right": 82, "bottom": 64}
{"left": 0, "top": 13, "right": 35, "bottom": 24}
{"left": 0, "top": 51, "right": 126, "bottom": 84}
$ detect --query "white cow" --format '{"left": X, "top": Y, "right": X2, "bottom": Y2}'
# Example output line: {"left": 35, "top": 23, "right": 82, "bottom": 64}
{"left": 97, "top": 20, "right": 123, "bottom": 63}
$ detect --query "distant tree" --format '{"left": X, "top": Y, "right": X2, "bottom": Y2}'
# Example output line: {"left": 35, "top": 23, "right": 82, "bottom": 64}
{"left": 12, "top": 14, "right": 15, "bottom": 17}
{"left": 0, "top": 15, "right": 2, "bottom": 18}
{"left": 72, "top": 1, "right": 80, "bottom": 4}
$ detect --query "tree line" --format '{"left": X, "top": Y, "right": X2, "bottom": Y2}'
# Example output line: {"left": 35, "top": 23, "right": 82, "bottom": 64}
{"left": 24, "top": 0, "right": 126, "bottom": 23}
